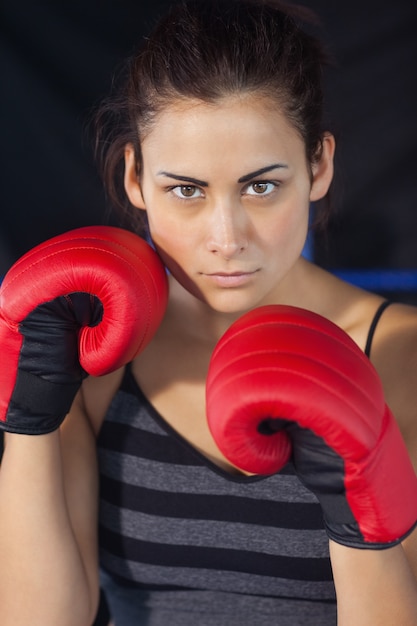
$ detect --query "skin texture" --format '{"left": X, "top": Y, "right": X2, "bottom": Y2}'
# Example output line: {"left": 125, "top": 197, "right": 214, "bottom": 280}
{"left": 1, "top": 93, "right": 417, "bottom": 626}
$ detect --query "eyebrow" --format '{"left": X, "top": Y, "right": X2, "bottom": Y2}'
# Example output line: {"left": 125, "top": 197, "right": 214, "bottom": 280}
{"left": 157, "top": 172, "right": 208, "bottom": 187}
{"left": 238, "top": 164, "right": 288, "bottom": 183}
{"left": 157, "top": 163, "right": 287, "bottom": 187}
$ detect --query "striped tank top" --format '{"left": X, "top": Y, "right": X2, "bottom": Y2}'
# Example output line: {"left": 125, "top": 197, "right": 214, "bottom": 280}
{"left": 97, "top": 367, "right": 337, "bottom": 625}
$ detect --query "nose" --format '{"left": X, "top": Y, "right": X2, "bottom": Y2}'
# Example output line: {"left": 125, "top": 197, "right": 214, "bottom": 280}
{"left": 206, "top": 202, "right": 249, "bottom": 258}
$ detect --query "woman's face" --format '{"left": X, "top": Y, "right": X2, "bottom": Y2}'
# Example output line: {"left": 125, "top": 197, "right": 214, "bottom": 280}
{"left": 125, "top": 95, "right": 334, "bottom": 314}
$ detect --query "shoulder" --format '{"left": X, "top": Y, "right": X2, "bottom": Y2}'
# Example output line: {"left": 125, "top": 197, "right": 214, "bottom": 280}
{"left": 369, "top": 301, "right": 417, "bottom": 375}
{"left": 368, "top": 301, "right": 417, "bottom": 456}
{"left": 308, "top": 263, "right": 417, "bottom": 449}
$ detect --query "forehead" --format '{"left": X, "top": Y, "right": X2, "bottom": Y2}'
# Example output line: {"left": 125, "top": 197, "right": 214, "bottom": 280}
{"left": 140, "top": 94, "right": 305, "bottom": 162}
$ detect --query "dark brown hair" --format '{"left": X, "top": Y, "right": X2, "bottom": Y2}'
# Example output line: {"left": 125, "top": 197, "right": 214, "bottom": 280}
{"left": 94, "top": 0, "right": 332, "bottom": 235}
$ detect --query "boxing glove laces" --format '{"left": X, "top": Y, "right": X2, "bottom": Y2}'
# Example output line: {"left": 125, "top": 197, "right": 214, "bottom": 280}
{"left": 206, "top": 305, "right": 417, "bottom": 549}
{"left": 0, "top": 226, "right": 168, "bottom": 435}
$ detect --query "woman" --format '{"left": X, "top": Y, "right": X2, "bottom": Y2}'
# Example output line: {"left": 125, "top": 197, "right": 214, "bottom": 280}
{"left": 0, "top": 1, "right": 416, "bottom": 624}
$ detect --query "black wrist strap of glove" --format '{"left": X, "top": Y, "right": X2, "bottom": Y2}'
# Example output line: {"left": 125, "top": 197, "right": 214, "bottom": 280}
{"left": 2, "top": 370, "right": 80, "bottom": 435}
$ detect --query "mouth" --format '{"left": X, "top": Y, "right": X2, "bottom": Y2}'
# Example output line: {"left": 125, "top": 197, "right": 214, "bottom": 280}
{"left": 203, "top": 269, "right": 259, "bottom": 287}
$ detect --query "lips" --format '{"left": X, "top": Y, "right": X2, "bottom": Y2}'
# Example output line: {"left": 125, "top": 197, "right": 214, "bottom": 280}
{"left": 203, "top": 270, "right": 259, "bottom": 287}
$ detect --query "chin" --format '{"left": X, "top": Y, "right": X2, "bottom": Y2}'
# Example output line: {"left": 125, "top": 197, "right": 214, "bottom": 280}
{"left": 204, "top": 293, "right": 265, "bottom": 317}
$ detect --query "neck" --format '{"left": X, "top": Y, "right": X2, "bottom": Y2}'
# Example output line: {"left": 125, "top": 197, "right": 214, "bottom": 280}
{"left": 166, "top": 276, "right": 255, "bottom": 343}
{"left": 166, "top": 258, "right": 321, "bottom": 344}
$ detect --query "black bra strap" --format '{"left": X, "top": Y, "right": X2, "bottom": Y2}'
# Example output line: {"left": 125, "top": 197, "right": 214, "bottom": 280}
{"left": 364, "top": 300, "right": 392, "bottom": 357}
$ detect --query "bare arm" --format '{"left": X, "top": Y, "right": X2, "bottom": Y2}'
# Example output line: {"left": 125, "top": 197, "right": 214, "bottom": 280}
{"left": 330, "top": 537, "right": 417, "bottom": 625}
{"left": 0, "top": 393, "right": 100, "bottom": 626}
{"left": 330, "top": 302, "right": 417, "bottom": 625}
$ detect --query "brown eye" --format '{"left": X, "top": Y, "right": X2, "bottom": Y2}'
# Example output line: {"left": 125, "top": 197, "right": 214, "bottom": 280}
{"left": 181, "top": 185, "right": 196, "bottom": 197}
{"left": 172, "top": 185, "right": 202, "bottom": 199}
{"left": 246, "top": 181, "right": 276, "bottom": 196}
{"left": 252, "top": 182, "right": 269, "bottom": 194}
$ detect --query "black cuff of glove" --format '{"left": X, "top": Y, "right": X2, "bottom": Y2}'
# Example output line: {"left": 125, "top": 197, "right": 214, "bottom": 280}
{"left": 1, "top": 370, "right": 80, "bottom": 435}
{"left": 324, "top": 520, "right": 417, "bottom": 550}
{"left": 1, "top": 413, "right": 68, "bottom": 435}
{"left": 316, "top": 492, "right": 417, "bottom": 550}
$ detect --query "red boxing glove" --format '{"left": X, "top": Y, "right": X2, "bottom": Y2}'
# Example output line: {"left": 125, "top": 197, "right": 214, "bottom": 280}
{"left": 206, "top": 305, "right": 417, "bottom": 549}
{"left": 0, "top": 226, "right": 168, "bottom": 435}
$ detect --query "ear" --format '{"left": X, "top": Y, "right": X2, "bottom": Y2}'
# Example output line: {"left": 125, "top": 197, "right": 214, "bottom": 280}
{"left": 124, "top": 143, "right": 146, "bottom": 209}
{"left": 309, "top": 133, "right": 335, "bottom": 202}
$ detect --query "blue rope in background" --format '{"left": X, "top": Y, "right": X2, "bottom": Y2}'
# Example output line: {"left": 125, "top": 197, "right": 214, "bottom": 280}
{"left": 301, "top": 226, "right": 417, "bottom": 293}
{"left": 332, "top": 269, "right": 417, "bottom": 292}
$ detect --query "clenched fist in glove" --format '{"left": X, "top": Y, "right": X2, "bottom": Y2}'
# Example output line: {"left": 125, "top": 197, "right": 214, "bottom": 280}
{"left": 0, "top": 226, "right": 168, "bottom": 435}
{"left": 206, "top": 305, "right": 417, "bottom": 549}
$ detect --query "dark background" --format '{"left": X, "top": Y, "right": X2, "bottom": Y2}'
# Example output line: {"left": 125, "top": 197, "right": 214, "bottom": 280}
{"left": 1, "top": 0, "right": 417, "bottom": 301}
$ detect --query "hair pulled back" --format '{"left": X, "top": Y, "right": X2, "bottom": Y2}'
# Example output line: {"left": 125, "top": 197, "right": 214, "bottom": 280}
{"left": 94, "top": 0, "right": 331, "bottom": 234}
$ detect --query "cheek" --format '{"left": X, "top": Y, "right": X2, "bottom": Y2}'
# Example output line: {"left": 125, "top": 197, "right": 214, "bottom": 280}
{"left": 146, "top": 216, "right": 206, "bottom": 299}
{"left": 146, "top": 213, "right": 197, "bottom": 269}
{"left": 262, "top": 202, "right": 309, "bottom": 254}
